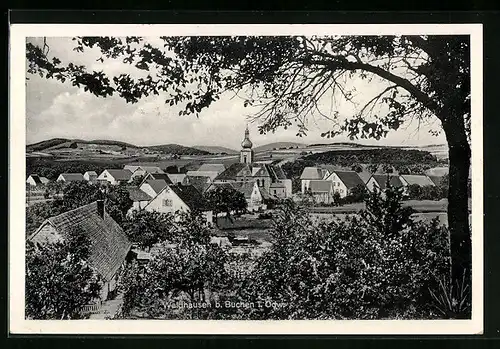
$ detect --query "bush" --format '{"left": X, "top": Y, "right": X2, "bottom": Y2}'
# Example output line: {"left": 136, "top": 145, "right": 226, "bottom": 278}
{"left": 239, "top": 186, "right": 451, "bottom": 320}
{"left": 258, "top": 212, "right": 273, "bottom": 219}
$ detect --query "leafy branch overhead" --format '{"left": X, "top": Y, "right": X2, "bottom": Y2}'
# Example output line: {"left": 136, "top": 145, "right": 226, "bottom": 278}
{"left": 26, "top": 35, "right": 470, "bottom": 140}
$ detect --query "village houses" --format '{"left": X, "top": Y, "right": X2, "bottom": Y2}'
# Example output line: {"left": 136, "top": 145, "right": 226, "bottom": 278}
{"left": 97, "top": 169, "right": 133, "bottom": 185}
{"left": 26, "top": 174, "right": 49, "bottom": 187}
{"left": 212, "top": 126, "right": 292, "bottom": 199}
{"left": 206, "top": 181, "right": 266, "bottom": 211}
{"left": 125, "top": 165, "right": 165, "bottom": 181}
{"left": 139, "top": 179, "right": 170, "bottom": 198}
{"left": 57, "top": 173, "right": 85, "bottom": 183}
{"left": 143, "top": 184, "right": 214, "bottom": 225}
{"left": 83, "top": 171, "right": 98, "bottom": 183}
{"left": 125, "top": 186, "right": 152, "bottom": 215}
{"left": 324, "top": 170, "right": 366, "bottom": 198}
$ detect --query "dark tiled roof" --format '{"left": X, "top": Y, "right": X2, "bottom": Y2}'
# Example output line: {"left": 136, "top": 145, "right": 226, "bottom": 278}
{"left": 400, "top": 174, "right": 435, "bottom": 187}
{"left": 30, "top": 202, "right": 131, "bottom": 282}
{"left": 170, "top": 185, "right": 210, "bottom": 211}
{"left": 85, "top": 171, "right": 98, "bottom": 176}
{"left": 184, "top": 175, "right": 211, "bottom": 193}
{"left": 207, "top": 182, "right": 234, "bottom": 191}
{"left": 371, "top": 174, "right": 404, "bottom": 190}
{"left": 145, "top": 179, "right": 169, "bottom": 195}
{"left": 105, "top": 169, "right": 133, "bottom": 181}
{"left": 271, "top": 165, "right": 287, "bottom": 180}
{"left": 59, "top": 173, "right": 85, "bottom": 181}
{"left": 229, "top": 181, "right": 257, "bottom": 200}
{"left": 215, "top": 163, "right": 249, "bottom": 181}
{"left": 428, "top": 175, "right": 444, "bottom": 186}
{"left": 29, "top": 174, "right": 42, "bottom": 185}
{"left": 254, "top": 165, "right": 271, "bottom": 178}
{"left": 144, "top": 173, "right": 173, "bottom": 185}
{"left": 125, "top": 186, "right": 152, "bottom": 202}
{"left": 333, "top": 171, "right": 366, "bottom": 189}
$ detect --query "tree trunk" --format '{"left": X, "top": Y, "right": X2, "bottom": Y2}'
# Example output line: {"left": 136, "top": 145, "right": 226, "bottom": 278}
{"left": 442, "top": 115, "right": 471, "bottom": 295}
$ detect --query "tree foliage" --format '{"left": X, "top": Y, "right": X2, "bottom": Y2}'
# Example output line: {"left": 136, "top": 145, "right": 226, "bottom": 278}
{"left": 203, "top": 186, "right": 248, "bottom": 221}
{"left": 122, "top": 210, "right": 175, "bottom": 250}
{"left": 120, "top": 212, "right": 232, "bottom": 319}
{"left": 239, "top": 189, "right": 452, "bottom": 320}
{"left": 26, "top": 229, "right": 102, "bottom": 319}
{"left": 27, "top": 34, "right": 472, "bottom": 298}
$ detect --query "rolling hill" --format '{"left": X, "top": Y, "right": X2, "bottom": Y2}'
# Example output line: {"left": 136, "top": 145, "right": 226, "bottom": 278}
{"left": 192, "top": 145, "right": 238, "bottom": 154}
{"left": 253, "top": 142, "right": 307, "bottom": 152}
{"left": 147, "top": 144, "right": 210, "bottom": 155}
{"left": 26, "top": 138, "right": 210, "bottom": 156}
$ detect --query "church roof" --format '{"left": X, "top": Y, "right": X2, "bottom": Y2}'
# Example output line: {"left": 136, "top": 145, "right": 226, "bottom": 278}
{"left": 215, "top": 163, "right": 250, "bottom": 181}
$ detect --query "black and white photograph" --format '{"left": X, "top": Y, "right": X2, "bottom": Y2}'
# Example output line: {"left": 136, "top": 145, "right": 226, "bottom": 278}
{"left": 9, "top": 24, "right": 483, "bottom": 334}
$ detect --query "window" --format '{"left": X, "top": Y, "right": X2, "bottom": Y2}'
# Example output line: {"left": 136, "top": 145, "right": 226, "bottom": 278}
{"left": 340, "top": 189, "right": 343, "bottom": 193}
{"left": 163, "top": 199, "right": 173, "bottom": 207}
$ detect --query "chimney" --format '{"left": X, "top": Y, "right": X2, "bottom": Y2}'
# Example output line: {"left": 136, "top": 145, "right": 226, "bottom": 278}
{"left": 97, "top": 199, "right": 105, "bottom": 219}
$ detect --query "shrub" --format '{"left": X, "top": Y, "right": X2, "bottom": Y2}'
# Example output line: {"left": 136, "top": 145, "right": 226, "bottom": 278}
{"left": 239, "top": 186, "right": 451, "bottom": 320}
{"left": 258, "top": 212, "right": 273, "bottom": 219}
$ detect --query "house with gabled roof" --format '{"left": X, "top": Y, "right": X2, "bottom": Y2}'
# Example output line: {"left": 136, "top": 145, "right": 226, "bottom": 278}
{"left": 366, "top": 174, "right": 404, "bottom": 194}
{"left": 97, "top": 169, "right": 133, "bottom": 185}
{"left": 57, "top": 173, "right": 85, "bottom": 183}
{"left": 129, "top": 166, "right": 165, "bottom": 181}
{"left": 166, "top": 173, "right": 187, "bottom": 185}
{"left": 300, "top": 167, "right": 329, "bottom": 194}
{"left": 28, "top": 200, "right": 132, "bottom": 304}
{"left": 324, "top": 170, "right": 366, "bottom": 198}
{"left": 428, "top": 175, "right": 445, "bottom": 187}
{"left": 26, "top": 174, "right": 49, "bottom": 187}
{"left": 83, "top": 171, "right": 98, "bottom": 183}
{"left": 125, "top": 186, "right": 152, "bottom": 215}
{"left": 140, "top": 179, "right": 170, "bottom": 198}
{"left": 144, "top": 184, "right": 213, "bottom": 224}
{"left": 399, "top": 174, "right": 436, "bottom": 187}
{"left": 186, "top": 170, "right": 219, "bottom": 181}
{"left": 398, "top": 174, "right": 436, "bottom": 196}
{"left": 139, "top": 172, "right": 173, "bottom": 187}
{"left": 183, "top": 175, "right": 212, "bottom": 194}
{"left": 308, "top": 180, "right": 334, "bottom": 204}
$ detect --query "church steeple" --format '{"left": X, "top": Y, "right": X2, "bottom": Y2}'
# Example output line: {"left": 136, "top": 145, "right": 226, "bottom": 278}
{"left": 240, "top": 124, "right": 254, "bottom": 164}
{"left": 241, "top": 124, "right": 253, "bottom": 149}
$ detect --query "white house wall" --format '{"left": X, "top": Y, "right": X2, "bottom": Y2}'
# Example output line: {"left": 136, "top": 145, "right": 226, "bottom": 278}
{"left": 145, "top": 187, "right": 190, "bottom": 215}
{"left": 97, "top": 171, "right": 118, "bottom": 185}
{"left": 366, "top": 177, "right": 379, "bottom": 192}
{"left": 325, "top": 173, "right": 349, "bottom": 198}
{"left": 139, "top": 183, "right": 159, "bottom": 198}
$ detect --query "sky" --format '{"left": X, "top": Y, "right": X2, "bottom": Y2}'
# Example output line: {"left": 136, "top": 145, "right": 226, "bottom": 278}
{"left": 25, "top": 37, "right": 446, "bottom": 150}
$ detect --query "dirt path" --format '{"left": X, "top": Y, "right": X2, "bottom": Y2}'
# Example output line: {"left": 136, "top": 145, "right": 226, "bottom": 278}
{"left": 89, "top": 292, "right": 124, "bottom": 320}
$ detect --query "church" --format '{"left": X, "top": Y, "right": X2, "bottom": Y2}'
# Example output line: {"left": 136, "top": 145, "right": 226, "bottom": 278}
{"left": 212, "top": 126, "right": 292, "bottom": 199}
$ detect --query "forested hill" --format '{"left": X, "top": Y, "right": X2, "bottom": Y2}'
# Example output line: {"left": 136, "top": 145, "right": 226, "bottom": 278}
{"left": 26, "top": 138, "right": 210, "bottom": 155}
{"left": 304, "top": 148, "right": 438, "bottom": 166}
